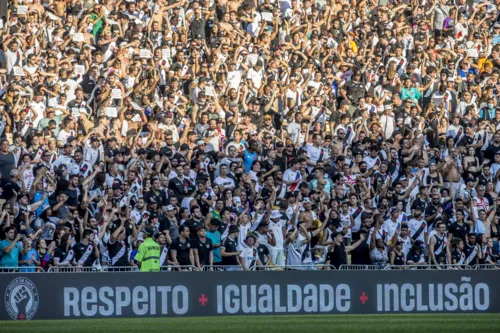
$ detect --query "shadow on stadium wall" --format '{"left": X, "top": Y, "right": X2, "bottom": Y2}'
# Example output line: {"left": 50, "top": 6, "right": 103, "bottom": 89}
{"left": 1, "top": 271, "right": 499, "bottom": 320}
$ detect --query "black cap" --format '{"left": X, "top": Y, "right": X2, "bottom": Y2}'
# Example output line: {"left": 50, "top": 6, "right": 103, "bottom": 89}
{"left": 144, "top": 226, "right": 155, "bottom": 237}
{"left": 413, "top": 240, "right": 424, "bottom": 250}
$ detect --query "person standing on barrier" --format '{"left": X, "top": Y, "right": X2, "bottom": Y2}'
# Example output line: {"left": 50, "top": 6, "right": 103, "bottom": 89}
{"left": 135, "top": 227, "right": 161, "bottom": 272}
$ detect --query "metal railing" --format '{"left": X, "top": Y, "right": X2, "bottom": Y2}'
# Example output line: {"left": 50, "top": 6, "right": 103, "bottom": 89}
{"left": 250, "top": 264, "right": 336, "bottom": 271}
{"left": 339, "top": 264, "right": 381, "bottom": 270}
{"left": 48, "top": 266, "right": 100, "bottom": 273}
{"left": 160, "top": 265, "right": 200, "bottom": 272}
{"left": 475, "top": 264, "right": 500, "bottom": 270}
{"left": 0, "top": 267, "right": 45, "bottom": 273}
{"left": 383, "top": 264, "right": 475, "bottom": 270}
{"left": 202, "top": 265, "right": 244, "bottom": 271}
{"left": 1, "top": 263, "right": 498, "bottom": 273}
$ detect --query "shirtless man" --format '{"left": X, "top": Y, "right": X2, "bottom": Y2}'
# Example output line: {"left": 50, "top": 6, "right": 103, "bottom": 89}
{"left": 52, "top": 0, "right": 66, "bottom": 17}
{"left": 440, "top": 147, "right": 462, "bottom": 198}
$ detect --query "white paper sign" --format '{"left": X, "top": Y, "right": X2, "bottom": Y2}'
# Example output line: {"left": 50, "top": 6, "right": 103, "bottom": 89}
{"left": 17, "top": 6, "right": 28, "bottom": 15}
{"left": 71, "top": 108, "right": 80, "bottom": 116}
{"left": 162, "top": 48, "right": 171, "bottom": 60}
{"left": 74, "top": 65, "right": 85, "bottom": 75}
{"left": 327, "top": 38, "right": 338, "bottom": 49}
{"left": 72, "top": 33, "right": 84, "bottom": 42}
{"left": 131, "top": 114, "right": 142, "bottom": 122}
{"left": 13, "top": 67, "right": 25, "bottom": 76}
{"left": 227, "top": 70, "right": 242, "bottom": 89}
{"left": 130, "top": 101, "right": 143, "bottom": 111}
{"left": 261, "top": 12, "right": 273, "bottom": 22}
{"left": 111, "top": 89, "right": 122, "bottom": 99}
{"left": 105, "top": 107, "right": 118, "bottom": 118}
{"left": 140, "top": 49, "right": 151, "bottom": 58}
{"left": 47, "top": 12, "right": 59, "bottom": 21}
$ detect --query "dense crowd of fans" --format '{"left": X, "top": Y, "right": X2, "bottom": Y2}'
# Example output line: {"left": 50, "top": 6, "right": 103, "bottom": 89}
{"left": 0, "top": 0, "right": 500, "bottom": 273}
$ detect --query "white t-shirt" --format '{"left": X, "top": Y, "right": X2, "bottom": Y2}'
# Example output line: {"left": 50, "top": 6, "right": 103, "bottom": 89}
{"left": 283, "top": 168, "right": 302, "bottom": 191}
{"left": 5, "top": 48, "right": 23, "bottom": 74}
{"left": 30, "top": 100, "right": 46, "bottom": 128}
{"left": 214, "top": 176, "right": 235, "bottom": 189}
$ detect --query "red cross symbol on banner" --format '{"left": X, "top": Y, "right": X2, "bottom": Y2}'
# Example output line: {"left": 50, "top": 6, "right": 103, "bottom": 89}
{"left": 359, "top": 292, "right": 368, "bottom": 304}
{"left": 198, "top": 294, "right": 208, "bottom": 306}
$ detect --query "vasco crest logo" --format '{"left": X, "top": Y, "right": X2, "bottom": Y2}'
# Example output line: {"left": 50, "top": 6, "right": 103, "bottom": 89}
{"left": 5, "top": 277, "right": 39, "bottom": 320}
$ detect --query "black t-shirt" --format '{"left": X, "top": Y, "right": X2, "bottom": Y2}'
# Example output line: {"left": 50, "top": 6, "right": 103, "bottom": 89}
{"left": 191, "top": 237, "right": 213, "bottom": 266}
{"left": 448, "top": 221, "right": 469, "bottom": 241}
{"left": 66, "top": 186, "right": 81, "bottom": 208}
{"left": 484, "top": 144, "right": 500, "bottom": 162}
{"left": 256, "top": 243, "right": 270, "bottom": 265}
{"left": 350, "top": 241, "right": 370, "bottom": 265}
{"left": 326, "top": 244, "right": 347, "bottom": 269}
{"left": 221, "top": 236, "right": 239, "bottom": 265}
{"left": 171, "top": 238, "right": 192, "bottom": 265}
{"left": 406, "top": 249, "right": 424, "bottom": 264}
{"left": 184, "top": 219, "right": 205, "bottom": 238}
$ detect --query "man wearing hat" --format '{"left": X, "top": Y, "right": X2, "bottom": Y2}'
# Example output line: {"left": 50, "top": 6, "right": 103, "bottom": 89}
{"left": 135, "top": 226, "right": 161, "bottom": 272}
{"left": 84, "top": 135, "right": 101, "bottom": 166}
{"left": 220, "top": 225, "right": 240, "bottom": 268}
{"left": 239, "top": 232, "right": 263, "bottom": 271}
{"left": 379, "top": 104, "right": 396, "bottom": 140}
{"left": 267, "top": 209, "right": 286, "bottom": 265}
{"left": 406, "top": 240, "right": 426, "bottom": 265}
{"left": 340, "top": 71, "right": 365, "bottom": 107}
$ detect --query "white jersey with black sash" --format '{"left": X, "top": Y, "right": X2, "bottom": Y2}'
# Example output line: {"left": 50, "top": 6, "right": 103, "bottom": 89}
{"left": 349, "top": 206, "right": 364, "bottom": 233}
{"left": 239, "top": 246, "right": 258, "bottom": 269}
{"left": 285, "top": 238, "right": 305, "bottom": 268}
{"left": 301, "top": 232, "right": 313, "bottom": 264}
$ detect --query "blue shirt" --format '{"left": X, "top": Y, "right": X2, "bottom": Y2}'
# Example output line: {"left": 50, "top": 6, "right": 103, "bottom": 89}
{"left": 206, "top": 230, "right": 222, "bottom": 263}
{"left": 0, "top": 240, "right": 22, "bottom": 268}
{"left": 20, "top": 248, "right": 39, "bottom": 272}
{"left": 243, "top": 150, "right": 257, "bottom": 173}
